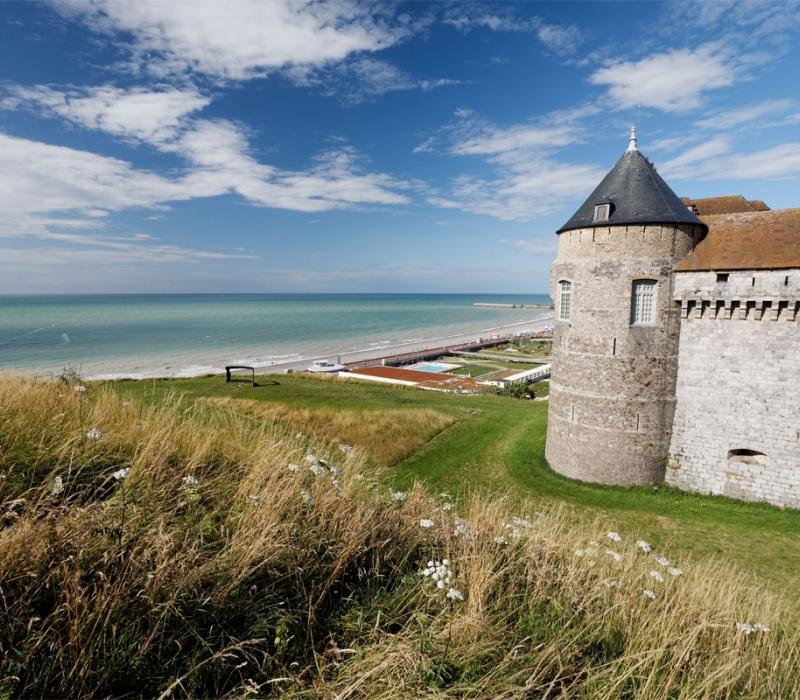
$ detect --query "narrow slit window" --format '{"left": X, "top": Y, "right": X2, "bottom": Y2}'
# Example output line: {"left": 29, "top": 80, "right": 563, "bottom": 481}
{"left": 631, "top": 280, "right": 657, "bottom": 325}
{"left": 558, "top": 280, "right": 572, "bottom": 321}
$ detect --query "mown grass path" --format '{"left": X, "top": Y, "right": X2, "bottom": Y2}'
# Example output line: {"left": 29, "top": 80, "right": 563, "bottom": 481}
{"left": 111, "top": 374, "right": 800, "bottom": 605}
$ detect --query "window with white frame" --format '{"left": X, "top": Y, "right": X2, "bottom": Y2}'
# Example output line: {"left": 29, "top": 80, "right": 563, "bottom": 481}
{"left": 558, "top": 280, "right": 572, "bottom": 321}
{"left": 630, "top": 279, "right": 656, "bottom": 325}
{"left": 593, "top": 203, "right": 611, "bottom": 222}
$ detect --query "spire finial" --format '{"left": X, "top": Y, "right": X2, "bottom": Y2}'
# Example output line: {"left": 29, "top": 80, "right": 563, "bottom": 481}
{"left": 627, "top": 125, "right": 638, "bottom": 152}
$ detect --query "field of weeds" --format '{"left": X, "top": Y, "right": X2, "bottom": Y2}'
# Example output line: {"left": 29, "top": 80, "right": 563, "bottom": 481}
{"left": 1, "top": 375, "right": 798, "bottom": 698}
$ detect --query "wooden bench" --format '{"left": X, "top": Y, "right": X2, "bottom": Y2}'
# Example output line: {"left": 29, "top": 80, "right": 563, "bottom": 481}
{"left": 225, "top": 365, "right": 256, "bottom": 386}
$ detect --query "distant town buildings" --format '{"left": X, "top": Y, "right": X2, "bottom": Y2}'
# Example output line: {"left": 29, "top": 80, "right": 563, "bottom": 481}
{"left": 546, "top": 128, "right": 799, "bottom": 509}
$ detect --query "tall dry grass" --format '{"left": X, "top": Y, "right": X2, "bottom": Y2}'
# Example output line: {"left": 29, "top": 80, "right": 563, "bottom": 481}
{"left": 201, "top": 396, "right": 454, "bottom": 464}
{"left": 0, "top": 375, "right": 796, "bottom": 698}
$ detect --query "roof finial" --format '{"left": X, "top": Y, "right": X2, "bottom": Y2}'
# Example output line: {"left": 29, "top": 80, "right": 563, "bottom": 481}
{"left": 627, "top": 125, "right": 638, "bottom": 152}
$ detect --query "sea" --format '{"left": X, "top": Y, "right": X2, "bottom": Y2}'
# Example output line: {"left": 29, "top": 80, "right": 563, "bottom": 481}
{"left": 0, "top": 293, "right": 553, "bottom": 379}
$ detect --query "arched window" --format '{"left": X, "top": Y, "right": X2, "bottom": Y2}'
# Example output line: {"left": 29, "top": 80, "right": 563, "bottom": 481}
{"left": 558, "top": 280, "right": 572, "bottom": 321}
{"left": 631, "top": 279, "right": 657, "bottom": 325}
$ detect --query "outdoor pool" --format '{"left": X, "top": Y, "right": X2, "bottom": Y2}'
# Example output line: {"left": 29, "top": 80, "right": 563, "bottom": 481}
{"left": 407, "top": 361, "right": 462, "bottom": 373}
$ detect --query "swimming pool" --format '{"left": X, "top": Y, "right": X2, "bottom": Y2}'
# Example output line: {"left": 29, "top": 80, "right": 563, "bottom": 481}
{"left": 407, "top": 361, "right": 462, "bottom": 373}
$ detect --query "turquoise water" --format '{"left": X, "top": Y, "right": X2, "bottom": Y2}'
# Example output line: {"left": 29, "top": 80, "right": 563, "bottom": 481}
{"left": 0, "top": 294, "right": 552, "bottom": 378}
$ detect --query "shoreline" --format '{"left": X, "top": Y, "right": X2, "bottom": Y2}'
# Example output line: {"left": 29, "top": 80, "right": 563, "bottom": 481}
{"left": 83, "top": 315, "right": 554, "bottom": 381}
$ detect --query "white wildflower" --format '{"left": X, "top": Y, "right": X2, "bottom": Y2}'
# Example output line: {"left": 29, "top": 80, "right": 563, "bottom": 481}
{"left": 51, "top": 476, "right": 64, "bottom": 495}
{"left": 753, "top": 623, "right": 770, "bottom": 633}
{"left": 74, "top": 385, "right": 87, "bottom": 393}
{"left": 390, "top": 491, "right": 407, "bottom": 502}
{"left": 643, "top": 589, "right": 656, "bottom": 600}
{"left": 439, "top": 492, "right": 452, "bottom": 500}
{"left": 649, "top": 570, "right": 665, "bottom": 583}
{"left": 332, "top": 479, "right": 343, "bottom": 490}
{"left": 436, "top": 579, "right": 446, "bottom": 589}
{"left": 419, "top": 518, "right": 434, "bottom": 529}
{"left": 112, "top": 467, "right": 130, "bottom": 481}
{"left": 329, "top": 466, "right": 341, "bottom": 478}
{"left": 301, "top": 489, "right": 313, "bottom": 504}
{"left": 636, "top": 540, "right": 652, "bottom": 553}
{"left": 453, "top": 519, "right": 477, "bottom": 539}
{"left": 606, "top": 548, "right": 623, "bottom": 562}
{"left": 441, "top": 502, "right": 453, "bottom": 512}
{"left": 303, "top": 454, "right": 319, "bottom": 465}
{"left": 296, "top": 432, "right": 304, "bottom": 439}
{"left": 735, "top": 621, "right": 769, "bottom": 635}
{"left": 446, "top": 587, "right": 464, "bottom": 602}
{"left": 655, "top": 555, "right": 670, "bottom": 567}
{"left": 667, "top": 567, "right": 684, "bottom": 577}
{"left": 493, "top": 536, "right": 509, "bottom": 545}
{"left": 339, "top": 443, "right": 353, "bottom": 453}
{"left": 589, "top": 540, "right": 599, "bottom": 547}
{"left": 309, "top": 464, "right": 326, "bottom": 477}
{"left": 85, "top": 428, "right": 103, "bottom": 440}
{"left": 355, "top": 473, "right": 366, "bottom": 481}
{"left": 574, "top": 548, "right": 586, "bottom": 557}
{"left": 182, "top": 475, "right": 199, "bottom": 487}
{"left": 502, "top": 516, "right": 534, "bottom": 540}
{"left": 606, "top": 531, "right": 622, "bottom": 543}
{"left": 601, "top": 578, "right": 620, "bottom": 589}
{"left": 287, "top": 463, "right": 301, "bottom": 474}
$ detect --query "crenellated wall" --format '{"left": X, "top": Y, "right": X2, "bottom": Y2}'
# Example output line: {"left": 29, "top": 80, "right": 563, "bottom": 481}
{"left": 667, "top": 269, "right": 800, "bottom": 508}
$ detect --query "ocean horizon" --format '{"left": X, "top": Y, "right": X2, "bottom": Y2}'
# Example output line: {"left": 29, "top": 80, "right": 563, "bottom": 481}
{"left": 0, "top": 293, "right": 552, "bottom": 379}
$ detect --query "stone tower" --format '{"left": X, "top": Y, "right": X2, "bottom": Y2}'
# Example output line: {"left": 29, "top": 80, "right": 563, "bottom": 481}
{"left": 545, "top": 128, "right": 707, "bottom": 485}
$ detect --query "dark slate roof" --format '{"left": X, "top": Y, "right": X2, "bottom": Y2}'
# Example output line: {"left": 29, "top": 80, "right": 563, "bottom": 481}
{"left": 557, "top": 149, "right": 707, "bottom": 234}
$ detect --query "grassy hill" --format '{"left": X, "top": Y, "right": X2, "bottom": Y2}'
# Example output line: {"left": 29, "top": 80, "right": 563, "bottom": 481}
{"left": 1, "top": 373, "right": 798, "bottom": 697}
{"left": 113, "top": 373, "right": 800, "bottom": 601}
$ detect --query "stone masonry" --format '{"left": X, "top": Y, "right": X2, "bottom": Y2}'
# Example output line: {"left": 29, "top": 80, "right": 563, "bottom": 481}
{"left": 546, "top": 223, "right": 704, "bottom": 485}
{"left": 667, "top": 270, "right": 800, "bottom": 508}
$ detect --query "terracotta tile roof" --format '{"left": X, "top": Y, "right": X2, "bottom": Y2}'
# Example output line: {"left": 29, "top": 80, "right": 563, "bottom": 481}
{"left": 680, "top": 195, "right": 770, "bottom": 216}
{"left": 345, "top": 365, "right": 479, "bottom": 390}
{"left": 675, "top": 208, "right": 800, "bottom": 271}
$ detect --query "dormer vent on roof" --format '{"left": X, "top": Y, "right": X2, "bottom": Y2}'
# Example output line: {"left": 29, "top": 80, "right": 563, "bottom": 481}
{"left": 557, "top": 129, "right": 707, "bottom": 235}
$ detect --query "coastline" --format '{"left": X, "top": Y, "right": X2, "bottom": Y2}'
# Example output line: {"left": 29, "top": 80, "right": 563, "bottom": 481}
{"left": 85, "top": 314, "right": 554, "bottom": 381}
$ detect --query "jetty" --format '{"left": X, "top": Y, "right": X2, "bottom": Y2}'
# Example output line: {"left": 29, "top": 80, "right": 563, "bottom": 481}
{"left": 473, "top": 302, "right": 554, "bottom": 309}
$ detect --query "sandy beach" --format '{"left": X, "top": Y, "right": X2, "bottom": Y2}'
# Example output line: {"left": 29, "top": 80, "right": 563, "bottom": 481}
{"left": 86, "top": 314, "right": 553, "bottom": 380}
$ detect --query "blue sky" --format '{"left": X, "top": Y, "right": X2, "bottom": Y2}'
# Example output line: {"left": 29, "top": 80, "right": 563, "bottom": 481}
{"left": 1, "top": 0, "right": 799, "bottom": 294}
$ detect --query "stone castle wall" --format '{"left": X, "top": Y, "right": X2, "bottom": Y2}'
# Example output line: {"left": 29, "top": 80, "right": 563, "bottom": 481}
{"left": 667, "top": 270, "right": 800, "bottom": 508}
{"left": 546, "top": 223, "right": 703, "bottom": 485}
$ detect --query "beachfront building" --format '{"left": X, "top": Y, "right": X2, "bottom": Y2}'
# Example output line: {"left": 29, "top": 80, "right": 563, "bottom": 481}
{"left": 545, "top": 128, "right": 800, "bottom": 509}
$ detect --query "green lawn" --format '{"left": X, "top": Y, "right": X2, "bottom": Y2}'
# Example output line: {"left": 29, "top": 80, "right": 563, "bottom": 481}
{"left": 109, "top": 373, "right": 800, "bottom": 606}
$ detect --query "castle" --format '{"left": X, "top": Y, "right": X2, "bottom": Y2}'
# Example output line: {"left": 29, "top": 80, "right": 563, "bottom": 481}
{"left": 546, "top": 128, "right": 800, "bottom": 510}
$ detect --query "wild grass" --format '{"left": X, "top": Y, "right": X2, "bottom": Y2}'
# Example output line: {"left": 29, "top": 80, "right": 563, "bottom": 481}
{"left": 200, "top": 397, "right": 454, "bottom": 465}
{"left": 1, "top": 375, "right": 797, "bottom": 698}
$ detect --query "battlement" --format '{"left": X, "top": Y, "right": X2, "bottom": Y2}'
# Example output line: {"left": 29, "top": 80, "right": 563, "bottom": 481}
{"left": 674, "top": 269, "right": 800, "bottom": 321}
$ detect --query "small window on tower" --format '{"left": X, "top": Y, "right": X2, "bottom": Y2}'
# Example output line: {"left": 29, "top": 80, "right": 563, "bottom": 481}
{"left": 593, "top": 203, "right": 611, "bottom": 222}
{"left": 558, "top": 280, "right": 572, "bottom": 321}
{"left": 631, "top": 279, "right": 657, "bottom": 325}
{"left": 716, "top": 273, "right": 729, "bottom": 284}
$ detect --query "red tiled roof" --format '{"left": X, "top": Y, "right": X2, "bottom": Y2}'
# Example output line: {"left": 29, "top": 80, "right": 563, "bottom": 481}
{"left": 675, "top": 208, "right": 800, "bottom": 271}
{"left": 680, "top": 195, "right": 770, "bottom": 216}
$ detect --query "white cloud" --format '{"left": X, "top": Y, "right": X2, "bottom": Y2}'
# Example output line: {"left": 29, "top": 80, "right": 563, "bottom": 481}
{"left": 288, "top": 58, "right": 462, "bottom": 103}
{"left": 424, "top": 107, "right": 604, "bottom": 221}
{"left": 501, "top": 237, "right": 557, "bottom": 255}
{"left": 442, "top": 6, "right": 581, "bottom": 55}
{"left": 52, "top": 0, "right": 415, "bottom": 81}
{"left": 660, "top": 140, "right": 800, "bottom": 181}
{"left": 1, "top": 84, "right": 210, "bottom": 145}
{"left": 0, "top": 124, "right": 410, "bottom": 243}
{"left": 694, "top": 99, "right": 795, "bottom": 130}
{"left": 589, "top": 45, "right": 737, "bottom": 112}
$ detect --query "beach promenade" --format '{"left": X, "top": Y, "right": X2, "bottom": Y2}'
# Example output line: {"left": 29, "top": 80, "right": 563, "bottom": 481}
{"left": 252, "top": 315, "right": 554, "bottom": 376}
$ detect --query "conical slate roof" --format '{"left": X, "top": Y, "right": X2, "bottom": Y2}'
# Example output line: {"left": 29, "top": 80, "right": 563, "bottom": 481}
{"left": 557, "top": 135, "right": 706, "bottom": 234}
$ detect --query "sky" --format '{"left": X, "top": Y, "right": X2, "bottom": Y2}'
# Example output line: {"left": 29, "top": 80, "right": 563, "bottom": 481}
{"left": 1, "top": 0, "right": 799, "bottom": 295}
